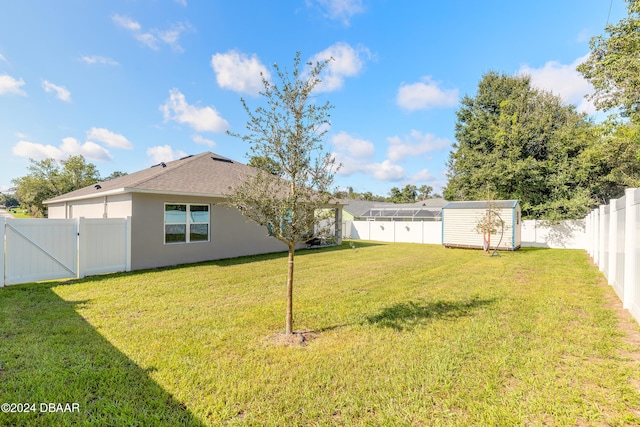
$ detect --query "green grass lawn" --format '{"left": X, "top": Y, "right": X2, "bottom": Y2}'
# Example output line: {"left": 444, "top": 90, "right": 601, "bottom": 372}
{"left": 1, "top": 242, "right": 639, "bottom": 426}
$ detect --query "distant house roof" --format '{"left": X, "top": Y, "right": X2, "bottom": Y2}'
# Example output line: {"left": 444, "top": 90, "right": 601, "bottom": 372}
{"left": 342, "top": 199, "right": 395, "bottom": 217}
{"left": 342, "top": 198, "right": 448, "bottom": 218}
{"left": 443, "top": 200, "right": 519, "bottom": 210}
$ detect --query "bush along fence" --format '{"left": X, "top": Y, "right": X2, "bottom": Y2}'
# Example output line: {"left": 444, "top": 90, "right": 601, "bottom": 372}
{"left": 585, "top": 188, "right": 640, "bottom": 324}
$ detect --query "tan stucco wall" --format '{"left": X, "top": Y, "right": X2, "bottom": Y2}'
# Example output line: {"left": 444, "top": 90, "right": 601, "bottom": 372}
{"left": 129, "top": 193, "right": 289, "bottom": 270}
{"left": 46, "top": 194, "right": 133, "bottom": 219}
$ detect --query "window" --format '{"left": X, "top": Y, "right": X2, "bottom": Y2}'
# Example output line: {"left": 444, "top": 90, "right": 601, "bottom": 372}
{"left": 164, "top": 203, "right": 209, "bottom": 244}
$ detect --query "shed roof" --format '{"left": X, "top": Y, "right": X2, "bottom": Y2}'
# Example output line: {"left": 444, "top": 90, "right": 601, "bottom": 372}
{"left": 442, "top": 200, "right": 519, "bottom": 210}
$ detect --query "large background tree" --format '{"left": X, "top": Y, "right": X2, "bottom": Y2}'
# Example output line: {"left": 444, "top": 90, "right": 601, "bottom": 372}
{"left": 577, "top": 0, "right": 640, "bottom": 123}
{"left": 444, "top": 72, "right": 599, "bottom": 220}
{"left": 229, "top": 53, "right": 338, "bottom": 336}
{"left": 576, "top": 0, "right": 640, "bottom": 197}
{"left": 11, "top": 155, "right": 101, "bottom": 217}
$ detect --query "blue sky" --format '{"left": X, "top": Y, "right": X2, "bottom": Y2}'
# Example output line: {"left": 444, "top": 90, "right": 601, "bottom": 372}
{"left": 0, "top": 0, "right": 628, "bottom": 197}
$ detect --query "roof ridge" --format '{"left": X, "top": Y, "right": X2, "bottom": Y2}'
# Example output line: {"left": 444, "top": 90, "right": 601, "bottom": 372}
{"left": 126, "top": 151, "right": 210, "bottom": 188}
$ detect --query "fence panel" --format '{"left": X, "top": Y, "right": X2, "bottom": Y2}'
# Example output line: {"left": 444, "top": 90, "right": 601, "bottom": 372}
{"left": 600, "top": 205, "right": 610, "bottom": 277}
{"left": 4, "top": 219, "right": 78, "bottom": 285}
{"left": 626, "top": 189, "right": 640, "bottom": 322}
{"left": 2, "top": 217, "right": 130, "bottom": 287}
{"left": 584, "top": 188, "right": 640, "bottom": 326}
{"left": 79, "top": 218, "right": 131, "bottom": 277}
{"left": 614, "top": 197, "right": 626, "bottom": 298}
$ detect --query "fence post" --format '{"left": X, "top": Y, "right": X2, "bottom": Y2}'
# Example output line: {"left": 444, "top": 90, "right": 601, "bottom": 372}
{"left": 598, "top": 205, "right": 607, "bottom": 274}
{"left": 77, "top": 217, "right": 86, "bottom": 279}
{"left": 125, "top": 216, "right": 132, "bottom": 272}
{"left": 591, "top": 209, "right": 600, "bottom": 265}
{"left": 1, "top": 217, "right": 5, "bottom": 287}
{"left": 623, "top": 189, "right": 636, "bottom": 310}
{"left": 608, "top": 199, "right": 618, "bottom": 286}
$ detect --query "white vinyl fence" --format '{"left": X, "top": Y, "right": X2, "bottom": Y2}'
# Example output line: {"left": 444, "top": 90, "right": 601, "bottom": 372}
{"left": 585, "top": 188, "right": 640, "bottom": 324}
{"left": 1, "top": 217, "right": 131, "bottom": 287}
{"left": 343, "top": 220, "right": 442, "bottom": 244}
{"left": 343, "top": 219, "right": 586, "bottom": 249}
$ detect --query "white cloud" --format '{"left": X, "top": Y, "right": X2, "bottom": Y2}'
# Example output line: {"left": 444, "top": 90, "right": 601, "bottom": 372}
{"left": 42, "top": 80, "right": 71, "bottom": 102}
{"left": 112, "top": 14, "right": 141, "bottom": 32}
{"left": 157, "top": 23, "right": 190, "bottom": 52}
{"left": 175, "top": 0, "right": 187, "bottom": 6}
{"left": 161, "top": 89, "right": 229, "bottom": 133}
{"left": 112, "top": 14, "right": 190, "bottom": 52}
{"left": 192, "top": 134, "right": 215, "bottom": 147}
{"left": 370, "top": 160, "right": 405, "bottom": 181}
{"left": 60, "top": 137, "right": 113, "bottom": 161}
{"left": 387, "top": 130, "right": 450, "bottom": 162}
{"left": 11, "top": 138, "right": 112, "bottom": 162}
{"left": 80, "top": 55, "right": 119, "bottom": 66}
{"left": 86, "top": 127, "right": 133, "bottom": 149}
{"left": 312, "top": 0, "right": 365, "bottom": 26}
{"left": 331, "top": 131, "right": 375, "bottom": 158}
{"left": 211, "top": 50, "right": 270, "bottom": 96}
{"left": 518, "top": 55, "right": 595, "bottom": 113}
{"left": 147, "top": 145, "right": 188, "bottom": 164}
{"left": 0, "top": 53, "right": 6, "bottom": 62}
{"left": 397, "top": 76, "right": 459, "bottom": 111}
{"left": 310, "top": 42, "right": 369, "bottom": 93}
{"left": 331, "top": 131, "right": 405, "bottom": 181}
{"left": 410, "top": 168, "right": 435, "bottom": 182}
{"left": 12, "top": 141, "right": 61, "bottom": 160}
{"left": 0, "top": 74, "right": 26, "bottom": 96}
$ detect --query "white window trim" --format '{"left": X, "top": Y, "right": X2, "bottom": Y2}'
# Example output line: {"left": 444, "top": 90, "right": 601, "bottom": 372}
{"left": 164, "top": 203, "right": 210, "bottom": 244}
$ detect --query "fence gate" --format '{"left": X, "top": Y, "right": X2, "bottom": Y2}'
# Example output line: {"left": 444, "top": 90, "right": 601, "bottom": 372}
{"left": 3, "top": 218, "right": 78, "bottom": 286}
{"left": 2, "top": 217, "right": 131, "bottom": 287}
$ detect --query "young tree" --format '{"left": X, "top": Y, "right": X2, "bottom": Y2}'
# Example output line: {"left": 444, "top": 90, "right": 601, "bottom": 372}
{"left": 229, "top": 52, "right": 338, "bottom": 335}
{"left": 474, "top": 187, "right": 505, "bottom": 255}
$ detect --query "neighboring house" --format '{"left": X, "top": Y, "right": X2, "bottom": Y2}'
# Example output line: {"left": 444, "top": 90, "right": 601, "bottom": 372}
{"left": 442, "top": 200, "right": 522, "bottom": 250}
{"left": 341, "top": 199, "right": 395, "bottom": 221}
{"left": 342, "top": 198, "right": 447, "bottom": 221}
{"left": 44, "top": 152, "right": 343, "bottom": 271}
{"left": 360, "top": 198, "right": 448, "bottom": 221}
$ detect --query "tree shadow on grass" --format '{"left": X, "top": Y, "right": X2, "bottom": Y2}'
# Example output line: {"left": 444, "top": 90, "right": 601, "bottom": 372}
{"left": 365, "top": 296, "right": 497, "bottom": 331}
{"left": 0, "top": 283, "right": 204, "bottom": 426}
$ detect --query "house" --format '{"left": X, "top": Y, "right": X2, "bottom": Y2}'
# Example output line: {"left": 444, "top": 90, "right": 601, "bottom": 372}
{"left": 341, "top": 199, "right": 395, "bottom": 221}
{"left": 442, "top": 200, "right": 521, "bottom": 250}
{"left": 359, "top": 198, "right": 447, "bottom": 221}
{"left": 342, "top": 198, "right": 447, "bottom": 221}
{"left": 44, "top": 152, "right": 343, "bottom": 271}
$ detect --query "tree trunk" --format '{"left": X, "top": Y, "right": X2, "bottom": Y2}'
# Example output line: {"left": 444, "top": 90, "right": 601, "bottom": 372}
{"left": 285, "top": 244, "right": 295, "bottom": 334}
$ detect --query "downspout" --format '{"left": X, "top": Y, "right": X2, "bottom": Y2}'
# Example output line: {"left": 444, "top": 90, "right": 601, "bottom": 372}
{"left": 511, "top": 205, "right": 516, "bottom": 249}
{"left": 441, "top": 208, "right": 445, "bottom": 246}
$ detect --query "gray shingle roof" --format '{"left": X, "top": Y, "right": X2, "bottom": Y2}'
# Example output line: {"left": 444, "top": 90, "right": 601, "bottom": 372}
{"left": 44, "top": 152, "right": 259, "bottom": 204}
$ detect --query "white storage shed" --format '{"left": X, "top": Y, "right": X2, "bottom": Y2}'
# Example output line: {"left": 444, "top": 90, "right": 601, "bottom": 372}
{"left": 442, "top": 200, "right": 521, "bottom": 250}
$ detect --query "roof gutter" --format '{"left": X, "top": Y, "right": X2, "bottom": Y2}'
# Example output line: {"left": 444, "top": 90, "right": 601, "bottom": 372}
{"left": 43, "top": 188, "right": 230, "bottom": 205}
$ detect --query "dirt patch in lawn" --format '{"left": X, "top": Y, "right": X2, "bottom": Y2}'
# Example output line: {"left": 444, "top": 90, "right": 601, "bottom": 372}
{"left": 602, "top": 287, "right": 640, "bottom": 402}
{"left": 604, "top": 291, "right": 640, "bottom": 361}
{"left": 267, "top": 331, "right": 319, "bottom": 347}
